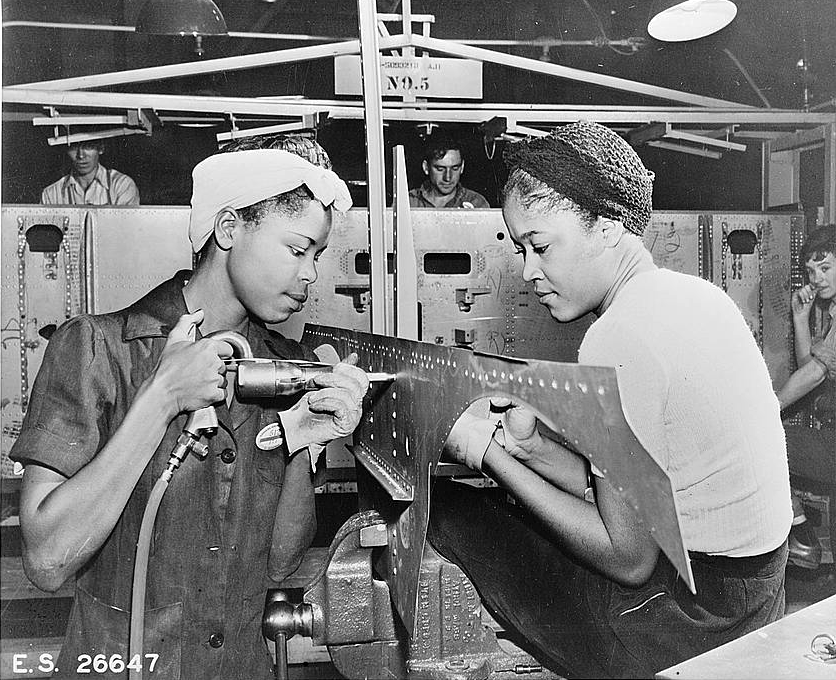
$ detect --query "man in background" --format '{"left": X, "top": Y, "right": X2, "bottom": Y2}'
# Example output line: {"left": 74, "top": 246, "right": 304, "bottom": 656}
{"left": 41, "top": 140, "right": 140, "bottom": 205}
{"left": 409, "top": 133, "right": 489, "bottom": 209}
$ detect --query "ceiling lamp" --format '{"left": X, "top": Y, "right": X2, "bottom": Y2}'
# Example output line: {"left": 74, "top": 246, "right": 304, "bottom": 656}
{"left": 135, "top": 0, "right": 228, "bottom": 36}
{"left": 647, "top": 0, "right": 737, "bottom": 42}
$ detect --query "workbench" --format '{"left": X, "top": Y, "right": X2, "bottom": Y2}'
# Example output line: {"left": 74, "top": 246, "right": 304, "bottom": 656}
{"left": 657, "top": 595, "right": 836, "bottom": 679}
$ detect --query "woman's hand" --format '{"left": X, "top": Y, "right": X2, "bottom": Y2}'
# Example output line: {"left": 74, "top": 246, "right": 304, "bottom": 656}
{"left": 791, "top": 284, "right": 817, "bottom": 320}
{"left": 491, "top": 398, "right": 543, "bottom": 464}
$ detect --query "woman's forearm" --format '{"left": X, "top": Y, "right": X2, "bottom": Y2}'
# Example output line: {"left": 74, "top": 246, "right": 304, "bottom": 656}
{"left": 482, "top": 447, "right": 659, "bottom": 586}
{"left": 793, "top": 315, "right": 814, "bottom": 366}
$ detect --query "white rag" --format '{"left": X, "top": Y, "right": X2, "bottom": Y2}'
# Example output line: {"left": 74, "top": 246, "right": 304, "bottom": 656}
{"left": 189, "top": 149, "right": 353, "bottom": 252}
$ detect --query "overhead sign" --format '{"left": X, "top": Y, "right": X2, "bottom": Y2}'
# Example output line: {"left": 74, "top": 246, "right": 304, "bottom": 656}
{"left": 334, "top": 55, "right": 483, "bottom": 99}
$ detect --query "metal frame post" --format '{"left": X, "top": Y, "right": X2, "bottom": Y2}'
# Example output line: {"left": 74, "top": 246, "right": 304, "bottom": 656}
{"left": 357, "top": 0, "right": 389, "bottom": 335}
{"left": 392, "top": 145, "right": 418, "bottom": 340}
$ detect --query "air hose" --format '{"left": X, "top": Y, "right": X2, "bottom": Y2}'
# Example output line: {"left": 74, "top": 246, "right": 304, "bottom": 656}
{"left": 128, "top": 330, "right": 252, "bottom": 680}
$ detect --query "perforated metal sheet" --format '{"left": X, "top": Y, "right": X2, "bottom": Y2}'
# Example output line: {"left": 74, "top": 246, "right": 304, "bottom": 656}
{"left": 302, "top": 324, "right": 693, "bottom": 638}
{"left": 1, "top": 206, "right": 191, "bottom": 477}
{"left": 1, "top": 207, "right": 85, "bottom": 476}
{"left": 710, "top": 213, "right": 796, "bottom": 389}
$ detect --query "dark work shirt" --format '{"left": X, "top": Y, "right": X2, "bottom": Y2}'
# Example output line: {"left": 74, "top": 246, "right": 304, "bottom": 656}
{"left": 11, "top": 271, "right": 318, "bottom": 680}
{"left": 408, "top": 180, "right": 490, "bottom": 208}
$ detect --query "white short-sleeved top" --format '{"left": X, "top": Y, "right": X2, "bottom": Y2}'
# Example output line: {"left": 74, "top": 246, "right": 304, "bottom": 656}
{"left": 579, "top": 268, "right": 792, "bottom": 557}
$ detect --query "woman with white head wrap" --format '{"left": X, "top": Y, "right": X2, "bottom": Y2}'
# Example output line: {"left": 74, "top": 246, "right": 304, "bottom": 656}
{"left": 11, "top": 135, "right": 369, "bottom": 680}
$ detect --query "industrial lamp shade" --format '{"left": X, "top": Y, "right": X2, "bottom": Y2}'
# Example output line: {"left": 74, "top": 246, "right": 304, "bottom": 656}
{"left": 648, "top": 0, "right": 737, "bottom": 42}
{"left": 135, "top": 0, "right": 228, "bottom": 36}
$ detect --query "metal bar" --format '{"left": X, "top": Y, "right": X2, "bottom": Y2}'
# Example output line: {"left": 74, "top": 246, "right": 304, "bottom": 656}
{"left": 722, "top": 48, "right": 772, "bottom": 109}
{"left": 84, "top": 212, "right": 96, "bottom": 314}
{"left": 215, "top": 118, "right": 314, "bottom": 143}
{"left": 1, "top": 20, "right": 645, "bottom": 48}
{"left": 9, "top": 38, "right": 406, "bottom": 91}
{"left": 408, "top": 34, "right": 750, "bottom": 109}
{"left": 392, "top": 145, "right": 418, "bottom": 340}
{"left": 811, "top": 98, "right": 836, "bottom": 112}
{"left": 689, "top": 125, "right": 738, "bottom": 139}
{"left": 771, "top": 125, "right": 827, "bottom": 152}
{"left": 47, "top": 127, "right": 148, "bottom": 146}
{"left": 356, "top": 108, "right": 831, "bottom": 125}
{"left": 626, "top": 121, "right": 667, "bottom": 146}
{"left": 5, "top": 88, "right": 834, "bottom": 127}
{"left": 1, "top": 20, "right": 341, "bottom": 42}
{"left": 358, "top": 0, "right": 389, "bottom": 335}
{"left": 825, "top": 122, "right": 836, "bottom": 224}
{"left": 33, "top": 114, "right": 129, "bottom": 126}
{"left": 664, "top": 129, "right": 747, "bottom": 151}
{"left": 373, "top": 100, "right": 830, "bottom": 114}
{"left": 761, "top": 141, "right": 770, "bottom": 212}
{"left": 508, "top": 123, "right": 549, "bottom": 137}
{"left": 402, "top": 0, "right": 415, "bottom": 60}
{"left": 451, "top": 38, "right": 642, "bottom": 47}
{"left": 377, "top": 13, "right": 435, "bottom": 23}
{"left": 646, "top": 140, "right": 722, "bottom": 159}
{"left": 2, "top": 88, "right": 364, "bottom": 117}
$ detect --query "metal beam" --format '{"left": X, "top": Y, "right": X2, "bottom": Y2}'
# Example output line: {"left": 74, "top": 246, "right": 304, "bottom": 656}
{"left": 646, "top": 140, "right": 722, "bottom": 159}
{"left": 407, "top": 33, "right": 750, "bottom": 109}
{"left": 8, "top": 36, "right": 409, "bottom": 91}
{"left": 47, "top": 127, "right": 148, "bottom": 146}
{"left": 215, "top": 118, "right": 317, "bottom": 144}
{"left": 825, "top": 123, "right": 836, "bottom": 224}
{"left": 33, "top": 114, "right": 131, "bottom": 126}
{"left": 392, "top": 145, "right": 418, "bottom": 340}
{"left": 358, "top": 0, "right": 389, "bottom": 335}
{"left": 5, "top": 89, "right": 834, "bottom": 128}
{"left": 771, "top": 126, "right": 826, "bottom": 153}
{"left": 2, "top": 19, "right": 341, "bottom": 42}
{"left": 2, "top": 88, "right": 364, "bottom": 117}
{"left": 626, "top": 122, "right": 668, "bottom": 146}
{"left": 664, "top": 128, "right": 747, "bottom": 152}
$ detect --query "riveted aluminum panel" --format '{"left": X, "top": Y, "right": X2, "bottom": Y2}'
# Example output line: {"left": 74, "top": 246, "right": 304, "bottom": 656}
{"left": 2, "top": 206, "right": 86, "bottom": 476}
{"left": 86, "top": 206, "right": 192, "bottom": 313}
{"left": 302, "top": 324, "right": 692, "bottom": 638}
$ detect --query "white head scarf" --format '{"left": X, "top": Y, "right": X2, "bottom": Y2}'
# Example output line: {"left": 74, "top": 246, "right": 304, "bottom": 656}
{"left": 188, "top": 149, "right": 352, "bottom": 252}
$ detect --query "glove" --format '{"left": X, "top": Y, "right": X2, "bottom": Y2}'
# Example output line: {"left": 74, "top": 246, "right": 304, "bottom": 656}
{"left": 278, "top": 356, "right": 369, "bottom": 457}
{"left": 443, "top": 411, "right": 501, "bottom": 472}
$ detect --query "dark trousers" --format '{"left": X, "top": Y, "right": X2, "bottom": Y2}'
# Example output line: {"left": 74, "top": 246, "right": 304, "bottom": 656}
{"left": 428, "top": 480, "right": 787, "bottom": 679}
{"left": 785, "top": 426, "right": 835, "bottom": 483}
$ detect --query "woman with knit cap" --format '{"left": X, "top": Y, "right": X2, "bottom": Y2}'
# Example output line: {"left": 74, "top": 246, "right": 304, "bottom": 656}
{"left": 431, "top": 122, "right": 791, "bottom": 678}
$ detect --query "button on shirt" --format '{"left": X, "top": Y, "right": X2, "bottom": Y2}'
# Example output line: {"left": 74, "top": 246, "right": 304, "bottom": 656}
{"left": 41, "top": 164, "right": 140, "bottom": 205}
{"left": 10, "top": 272, "right": 317, "bottom": 680}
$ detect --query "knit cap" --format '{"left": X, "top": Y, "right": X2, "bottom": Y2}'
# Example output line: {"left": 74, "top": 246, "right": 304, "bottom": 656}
{"left": 503, "top": 121, "right": 654, "bottom": 235}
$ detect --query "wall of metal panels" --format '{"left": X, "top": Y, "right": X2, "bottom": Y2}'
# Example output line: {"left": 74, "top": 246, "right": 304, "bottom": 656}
{"left": 1, "top": 205, "right": 799, "bottom": 477}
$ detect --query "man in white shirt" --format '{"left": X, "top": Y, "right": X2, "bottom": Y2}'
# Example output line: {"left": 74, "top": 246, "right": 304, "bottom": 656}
{"left": 41, "top": 140, "right": 140, "bottom": 206}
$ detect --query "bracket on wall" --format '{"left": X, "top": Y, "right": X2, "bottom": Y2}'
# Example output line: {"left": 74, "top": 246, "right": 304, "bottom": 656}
{"left": 302, "top": 324, "right": 693, "bottom": 639}
{"left": 215, "top": 111, "right": 323, "bottom": 144}
{"left": 35, "top": 106, "right": 156, "bottom": 145}
{"left": 627, "top": 121, "right": 747, "bottom": 159}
